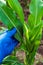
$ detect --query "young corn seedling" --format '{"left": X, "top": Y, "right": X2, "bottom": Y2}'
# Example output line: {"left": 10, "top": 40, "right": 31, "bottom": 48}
{"left": 0, "top": 0, "right": 43, "bottom": 65}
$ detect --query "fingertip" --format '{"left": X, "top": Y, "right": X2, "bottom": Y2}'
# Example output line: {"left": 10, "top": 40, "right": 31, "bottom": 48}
{"left": 7, "top": 28, "right": 17, "bottom": 37}
{"left": 13, "top": 39, "right": 19, "bottom": 47}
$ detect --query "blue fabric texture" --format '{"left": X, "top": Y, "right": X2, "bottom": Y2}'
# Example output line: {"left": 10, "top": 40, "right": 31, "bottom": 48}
{"left": 0, "top": 28, "right": 19, "bottom": 63}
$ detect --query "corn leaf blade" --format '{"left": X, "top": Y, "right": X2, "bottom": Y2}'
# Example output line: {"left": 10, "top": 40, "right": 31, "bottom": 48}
{"left": 0, "top": 2, "right": 23, "bottom": 42}
{"left": 7, "top": 0, "right": 24, "bottom": 23}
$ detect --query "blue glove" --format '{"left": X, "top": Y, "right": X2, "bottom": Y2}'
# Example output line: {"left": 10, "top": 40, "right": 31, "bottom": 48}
{"left": 0, "top": 28, "right": 19, "bottom": 63}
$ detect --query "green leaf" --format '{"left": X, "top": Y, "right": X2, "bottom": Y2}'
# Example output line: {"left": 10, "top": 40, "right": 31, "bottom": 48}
{"left": 28, "top": 0, "right": 43, "bottom": 41}
{"left": 28, "top": 15, "right": 35, "bottom": 29}
{"left": 2, "top": 56, "right": 24, "bottom": 65}
{"left": 31, "top": 22, "right": 42, "bottom": 41}
{"left": 29, "top": 0, "right": 43, "bottom": 25}
{"left": 0, "top": 2, "right": 23, "bottom": 41}
{"left": 26, "top": 0, "right": 43, "bottom": 64}
{"left": 7, "top": 0, "right": 24, "bottom": 23}
{"left": 24, "top": 23, "right": 30, "bottom": 45}
{"left": 42, "top": 20, "right": 43, "bottom": 27}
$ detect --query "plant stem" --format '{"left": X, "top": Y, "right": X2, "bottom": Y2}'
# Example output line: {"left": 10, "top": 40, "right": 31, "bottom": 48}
{"left": 24, "top": 43, "right": 40, "bottom": 65}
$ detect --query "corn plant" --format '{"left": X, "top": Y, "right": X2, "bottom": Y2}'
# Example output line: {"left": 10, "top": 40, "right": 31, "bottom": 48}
{"left": 0, "top": 0, "right": 43, "bottom": 65}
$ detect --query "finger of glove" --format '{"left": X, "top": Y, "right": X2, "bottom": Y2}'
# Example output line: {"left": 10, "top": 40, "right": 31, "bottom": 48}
{"left": 12, "top": 39, "right": 19, "bottom": 48}
{"left": 7, "top": 39, "right": 19, "bottom": 55}
{"left": 7, "top": 28, "right": 17, "bottom": 37}
{"left": 0, "top": 52, "right": 3, "bottom": 64}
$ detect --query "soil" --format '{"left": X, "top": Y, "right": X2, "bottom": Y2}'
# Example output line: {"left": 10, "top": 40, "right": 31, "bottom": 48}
{"left": 38, "top": 40, "right": 43, "bottom": 55}
{"left": 37, "top": 62, "right": 43, "bottom": 65}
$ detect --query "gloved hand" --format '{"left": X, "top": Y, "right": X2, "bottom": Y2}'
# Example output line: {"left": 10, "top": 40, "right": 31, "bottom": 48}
{"left": 0, "top": 28, "right": 19, "bottom": 63}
